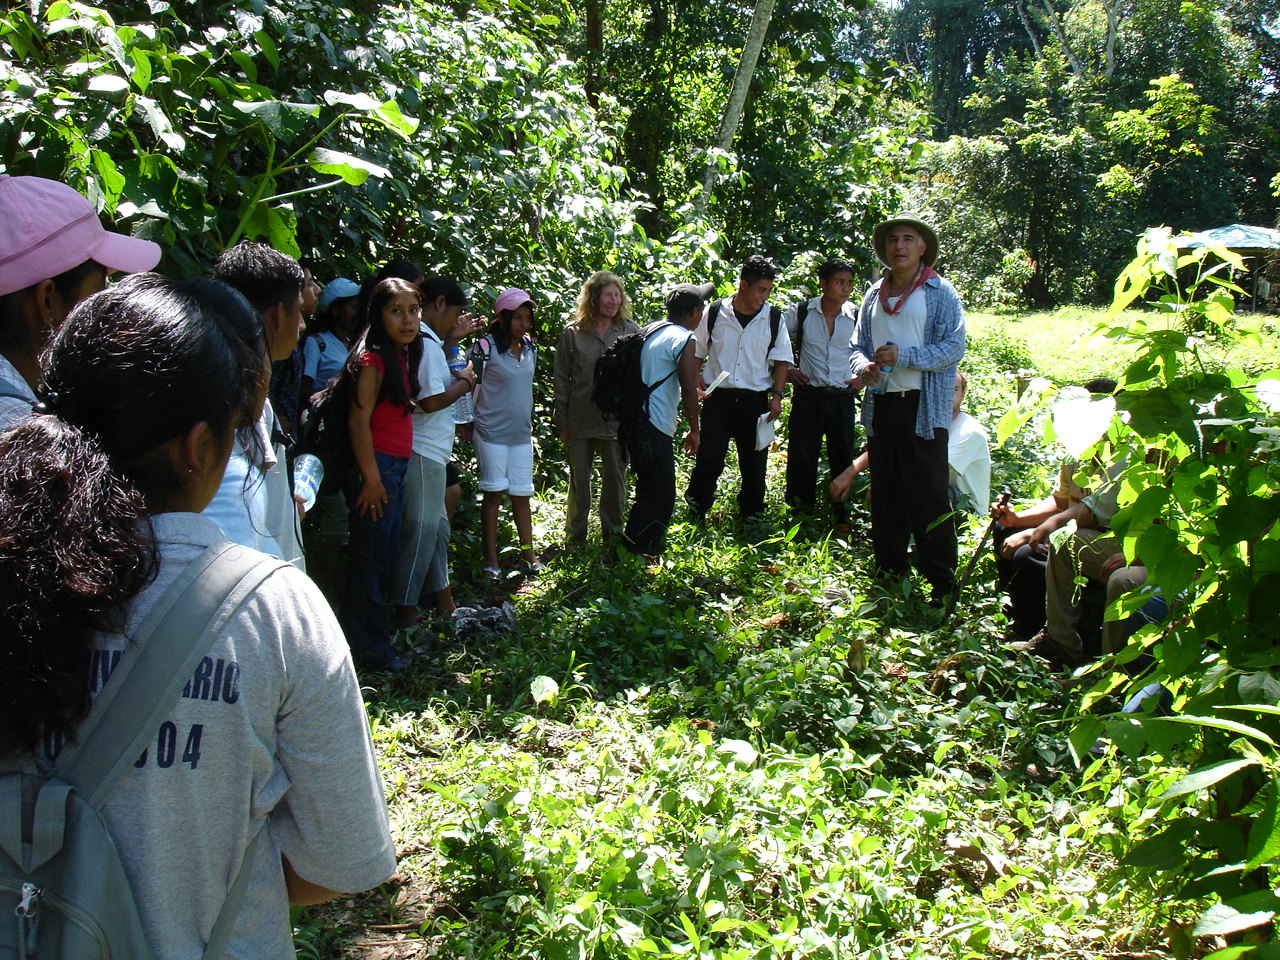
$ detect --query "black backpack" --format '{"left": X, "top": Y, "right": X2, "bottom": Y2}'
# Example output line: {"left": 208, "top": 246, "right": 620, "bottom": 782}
{"left": 592, "top": 322, "right": 674, "bottom": 428}
{"left": 295, "top": 375, "right": 354, "bottom": 496}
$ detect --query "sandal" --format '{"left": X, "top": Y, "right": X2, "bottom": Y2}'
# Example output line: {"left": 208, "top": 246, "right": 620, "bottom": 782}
{"left": 482, "top": 565, "right": 503, "bottom": 583}
{"left": 519, "top": 559, "right": 546, "bottom": 575}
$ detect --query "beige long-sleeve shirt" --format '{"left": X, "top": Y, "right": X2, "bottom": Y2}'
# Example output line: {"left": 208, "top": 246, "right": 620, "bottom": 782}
{"left": 553, "top": 319, "right": 641, "bottom": 439}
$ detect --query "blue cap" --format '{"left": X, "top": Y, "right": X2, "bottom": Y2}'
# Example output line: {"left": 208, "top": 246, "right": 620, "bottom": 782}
{"left": 318, "top": 277, "right": 361, "bottom": 314}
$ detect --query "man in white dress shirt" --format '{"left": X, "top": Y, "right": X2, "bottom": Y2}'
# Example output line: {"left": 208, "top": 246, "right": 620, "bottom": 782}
{"left": 685, "top": 255, "right": 793, "bottom": 521}
{"left": 782, "top": 257, "right": 862, "bottom": 527}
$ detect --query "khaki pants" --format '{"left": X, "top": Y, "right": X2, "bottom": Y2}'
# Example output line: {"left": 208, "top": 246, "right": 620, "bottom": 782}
{"left": 565, "top": 437, "right": 627, "bottom": 543}
{"left": 1045, "top": 526, "right": 1148, "bottom": 659}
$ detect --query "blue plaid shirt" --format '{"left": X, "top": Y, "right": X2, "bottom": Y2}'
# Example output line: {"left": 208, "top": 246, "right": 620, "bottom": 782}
{"left": 851, "top": 274, "right": 966, "bottom": 440}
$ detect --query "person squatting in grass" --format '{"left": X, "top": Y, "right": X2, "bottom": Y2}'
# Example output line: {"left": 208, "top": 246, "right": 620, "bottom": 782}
{"left": 850, "top": 212, "right": 966, "bottom": 608}
{"left": 782, "top": 257, "right": 863, "bottom": 530}
{"left": 621, "top": 282, "right": 707, "bottom": 557}
{"left": 0, "top": 174, "right": 160, "bottom": 429}
{"left": 470, "top": 288, "right": 542, "bottom": 582}
{"left": 341, "top": 277, "right": 424, "bottom": 671}
{"left": 555, "top": 270, "right": 641, "bottom": 545}
{"left": 0, "top": 273, "right": 395, "bottom": 956}
{"left": 685, "top": 255, "right": 793, "bottom": 522}
{"left": 391, "top": 275, "right": 477, "bottom": 629}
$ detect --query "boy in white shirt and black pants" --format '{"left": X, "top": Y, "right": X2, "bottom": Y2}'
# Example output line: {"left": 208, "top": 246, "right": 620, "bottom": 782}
{"left": 685, "top": 255, "right": 793, "bottom": 522}
{"left": 783, "top": 257, "right": 862, "bottom": 528}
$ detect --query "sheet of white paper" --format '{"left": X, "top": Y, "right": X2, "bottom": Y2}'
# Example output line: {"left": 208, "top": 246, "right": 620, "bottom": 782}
{"left": 755, "top": 411, "right": 776, "bottom": 451}
{"left": 703, "top": 370, "right": 731, "bottom": 395}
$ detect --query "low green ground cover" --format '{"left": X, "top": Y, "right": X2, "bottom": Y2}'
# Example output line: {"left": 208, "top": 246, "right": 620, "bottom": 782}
{"left": 294, "top": 305, "right": 1273, "bottom": 959}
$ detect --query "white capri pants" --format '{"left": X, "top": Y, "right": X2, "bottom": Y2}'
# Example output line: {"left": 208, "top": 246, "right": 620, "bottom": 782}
{"left": 474, "top": 435, "right": 535, "bottom": 496}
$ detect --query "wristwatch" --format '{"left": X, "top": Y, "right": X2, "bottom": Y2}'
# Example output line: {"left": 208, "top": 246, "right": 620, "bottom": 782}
{"left": 769, "top": 389, "right": 785, "bottom": 399}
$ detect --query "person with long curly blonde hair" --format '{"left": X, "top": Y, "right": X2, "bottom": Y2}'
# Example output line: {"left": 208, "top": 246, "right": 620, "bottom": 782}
{"left": 553, "top": 270, "right": 640, "bottom": 544}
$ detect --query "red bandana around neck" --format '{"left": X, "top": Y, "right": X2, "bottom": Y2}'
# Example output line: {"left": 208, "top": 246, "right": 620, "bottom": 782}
{"left": 878, "top": 265, "right": 938, "bottom": 316}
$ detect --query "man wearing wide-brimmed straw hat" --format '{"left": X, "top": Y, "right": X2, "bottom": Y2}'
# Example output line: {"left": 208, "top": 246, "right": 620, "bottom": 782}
{"left": 850, "top": 212, "right": 966, "bottom": 607}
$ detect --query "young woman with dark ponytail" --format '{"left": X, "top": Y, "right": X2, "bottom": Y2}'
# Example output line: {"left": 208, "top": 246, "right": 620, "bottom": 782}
{"left": 0, "top": 274, "right": 394, "bottom": 957}
{"left": 340, "top": 276, "right": 424, "bottom": 671}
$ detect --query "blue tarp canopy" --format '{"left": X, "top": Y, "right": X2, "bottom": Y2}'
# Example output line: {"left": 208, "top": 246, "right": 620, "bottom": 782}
{"left": 1177, "top": 223, "right": 1280, "bottom": 254}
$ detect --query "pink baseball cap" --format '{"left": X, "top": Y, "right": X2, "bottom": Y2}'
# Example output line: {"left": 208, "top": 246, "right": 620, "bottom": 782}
{"left": 0, "top": 174, "right": 162, "bottom": 297}
{"left": 494, "top": 287, "right": 535, "bottom": 314}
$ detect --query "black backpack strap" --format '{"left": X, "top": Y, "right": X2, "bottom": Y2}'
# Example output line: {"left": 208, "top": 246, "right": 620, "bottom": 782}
{"left": 705, "top": 300, "right": 721, "bottom": 335}
{"left": 768, "top": 305, "right": 783, "bottom": 353}
{"left": 792, "top": 300, "right": 808, "bottom": 358}
{"left": 638, "top": 322, "right": 676, "bottom": 415}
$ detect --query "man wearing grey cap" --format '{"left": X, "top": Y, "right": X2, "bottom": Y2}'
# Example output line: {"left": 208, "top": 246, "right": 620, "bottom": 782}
{"left": 850, "top": 213, "right": 965, "bottom": 607}
{"left": 621, "top": 283, "right": 707, "bottom": 556}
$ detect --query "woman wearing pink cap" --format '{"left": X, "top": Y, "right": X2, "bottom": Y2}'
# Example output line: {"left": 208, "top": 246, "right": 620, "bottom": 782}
{"left": 0, "top": 175, "right": 160, "bottom": 428}
{"left": 468, "top": 288, "right": 542, "bottom": 582}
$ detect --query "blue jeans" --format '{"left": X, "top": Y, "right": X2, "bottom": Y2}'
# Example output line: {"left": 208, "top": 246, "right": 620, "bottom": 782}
{"left": 342, "top": 452, "right": 407, "bottom": 667}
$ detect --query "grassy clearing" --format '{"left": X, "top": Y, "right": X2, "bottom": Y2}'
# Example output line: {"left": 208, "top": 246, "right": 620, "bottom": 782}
{"left": 967, "top": 305, "right": 1280, "bottom": 388}
{"left": 290, "top": 306, "right": 1268, "bottom": 959}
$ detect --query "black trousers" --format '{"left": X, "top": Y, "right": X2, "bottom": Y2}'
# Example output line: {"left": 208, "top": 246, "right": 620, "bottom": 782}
{"left": 992, "top": 523, "right": 1048, "bottom": 641}
{"left": 686, "top": 388, "right": 770, "bottom": 519}
{"left": 785, "top": 384, "right": 857, "bottom": 516}
{"left": 867, "top": 391, "right": 956, "bottom": 591}
{"left": 623, "top": 417, "right": 677, "bottom": 555}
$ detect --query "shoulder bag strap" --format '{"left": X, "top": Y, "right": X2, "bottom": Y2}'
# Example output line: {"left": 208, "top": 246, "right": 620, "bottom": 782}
{"left": 56, "top": 541, "right": 286, "bottom": 808}
{"left": 793, "top": 300, "right": 808, "bottom": 357}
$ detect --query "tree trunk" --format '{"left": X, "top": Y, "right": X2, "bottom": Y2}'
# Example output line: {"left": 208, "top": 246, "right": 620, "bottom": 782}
{"left": 695, "top": 0, "right": 779, "bottom": 212}
{"left": 1038, "top": 0, "right": 1085, "bottom": 76}
{"left": 1103, "top": 0, "right": 1121, "bottom": 77}
{"left": 1015, "top": 0, "right": 1044, "bottom": 59}
{"left": 584, "top": 0, "right": 603, "bottom": 106}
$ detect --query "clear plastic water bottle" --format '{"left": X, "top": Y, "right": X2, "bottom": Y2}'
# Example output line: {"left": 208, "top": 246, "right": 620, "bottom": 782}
{"left": 870, "top": 340, "right": 896, "bottom": 395}
{"left": 292, "top": 453, "right": 324, "bottom": 513}
{"left": 448, "top": 344, "right": 474, "bottom": 424}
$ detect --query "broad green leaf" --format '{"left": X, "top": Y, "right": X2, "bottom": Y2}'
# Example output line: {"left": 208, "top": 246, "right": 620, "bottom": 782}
{"left": 88, "top": 73, "right": 128, "bottom": 92}
{"left": 1245, "top": 785, "right": 1280, "bottom": 870}
{"left": 264, "top": 206, "right": 299, "bottom": 258}
{"left": 1162, "top": 715, "right": 1276, "bottom": 746}
{"left": 254, "top": 30, "right": 279, "bottom": 69}
{"left": 1160, "top": 758, "right": 1259, "bottom": 799}
{"left": 371, "top": 100, "right": 419, "bottom": 137}
{"left": 231, "top": 99, "right": 320, "bottom": 138}
{"left": 230, "top": 50, "right": 257, "bottom": 83}
{"left": 1194, "top": 902, "right": 1275, "bottom": 937}
{"left": 530, "top": 675, "right": 559, "bottom": 705}
{"left": 1067, "top": 715, "right": 1102, "bottom": 767}
{"left": 323, "top": 90, "right": 381, "bottom": 111}
{"left": 308, "top": 147, "right": 389, "bottom": 185}
{"left": 716, "top": 739, "right": 759, "bottom": 766}
{"left": 129, "top": 49, "right": 151, "bottom": 94}
{"left": 1203, "top": 945, "right": 1260, "bottom": 960}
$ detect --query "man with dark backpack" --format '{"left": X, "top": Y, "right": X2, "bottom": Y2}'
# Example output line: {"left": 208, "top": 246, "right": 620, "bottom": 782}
{"left": 685, "top": 255, "right": 792, "bottom": 522}
{"left": 783, "top": 257, "right": 862, "bottom": 529}
{"left": 617, "top": 282, "right": 708, "bottom": 556}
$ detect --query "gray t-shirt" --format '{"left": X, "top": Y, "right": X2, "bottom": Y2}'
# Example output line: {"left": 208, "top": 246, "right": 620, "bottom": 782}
{"left": 641, "top": 322, "right": 694, "bottom": 436}
{"left": 44, "top": 513, "right": 396, "bottom": 959}
{"left": 471, "top": 336, "right": 536, "bottom": 445}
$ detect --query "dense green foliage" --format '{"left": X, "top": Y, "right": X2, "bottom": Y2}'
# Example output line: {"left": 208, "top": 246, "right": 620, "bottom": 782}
{"left": 6, "top": 1, "right": 1280, "bottom": 956}
{"left": 1071, "top": 231, "right": 1280, "bottom": 954}
{"left": 866, "top": 0, "right": 1280, "bottom": 307}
